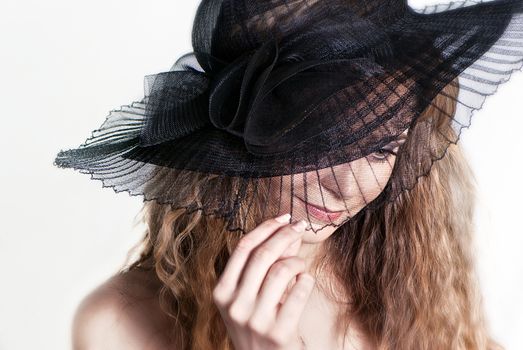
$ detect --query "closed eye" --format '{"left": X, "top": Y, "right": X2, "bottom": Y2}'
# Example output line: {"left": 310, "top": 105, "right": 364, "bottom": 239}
{"left": 369, "top": 147, "right": 398, "bottom": 162}
{"left": 369, "top": 137, "right": 405, "bottom": 163}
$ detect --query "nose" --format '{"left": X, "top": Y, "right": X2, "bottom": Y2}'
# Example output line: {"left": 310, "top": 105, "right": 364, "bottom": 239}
{"left": 317, "top": 162, "right": 356, "bottom": 201}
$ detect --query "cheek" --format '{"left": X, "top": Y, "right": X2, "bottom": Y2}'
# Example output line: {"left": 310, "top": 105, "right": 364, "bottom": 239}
{"left": 353, "top": 156, "right": 397, "bottom": 200}
{"left": 262, "top": 156, "right": 398, "bottom": 229}
{"left": 320, "top": 156, "right": 397, "bottom": 220}
{"left": 266, "top": 176, "right": 293, "bottom": 212}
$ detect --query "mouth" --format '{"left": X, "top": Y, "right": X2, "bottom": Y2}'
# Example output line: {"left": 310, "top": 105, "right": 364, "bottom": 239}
{"left": 294, "top": 196, "right": 344, "bottom": 222}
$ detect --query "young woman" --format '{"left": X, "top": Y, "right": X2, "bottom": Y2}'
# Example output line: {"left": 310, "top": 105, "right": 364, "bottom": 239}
{"left": 55, "top": 0, "right": 523, "bottom": 349}
{"left": 71, "top": 79, "right": 502, "bottom": 349}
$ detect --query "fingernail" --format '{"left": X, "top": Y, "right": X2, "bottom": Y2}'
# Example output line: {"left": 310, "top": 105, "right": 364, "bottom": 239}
{"left": 291, "top": 219, "right": 307, "bottom": 232}
{"left": 275, "top": 213, "right": 291, "bottom": 223}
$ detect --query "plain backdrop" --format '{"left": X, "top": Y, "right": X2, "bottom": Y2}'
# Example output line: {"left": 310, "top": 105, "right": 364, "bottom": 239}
{"left": 1, "top": 1, "right": 522, "bottom": 349}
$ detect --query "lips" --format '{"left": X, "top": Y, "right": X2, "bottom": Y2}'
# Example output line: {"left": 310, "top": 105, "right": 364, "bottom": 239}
{"left": 294, "top": 196, "right": 344, "bottom": 222}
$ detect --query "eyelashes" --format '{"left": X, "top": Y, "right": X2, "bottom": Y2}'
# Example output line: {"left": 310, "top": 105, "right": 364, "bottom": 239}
{"left": 370, "top": 148, "right": 398, "bottom": 162}
{"left": 368, "top": 140, "right": 404, "bottom": 163}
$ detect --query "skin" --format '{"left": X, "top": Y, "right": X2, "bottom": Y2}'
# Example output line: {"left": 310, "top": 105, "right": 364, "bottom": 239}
{"left": 213, "top": 216, "right": 313, "bottom": 349}
{"left": 213, "top": 129, "right": 409, "bottom": 349}
{"left": 72, "top": 130, "right": 408, "bottom": 350}
{"left": 275, "top": 128, "right": 408, "bottom": 267}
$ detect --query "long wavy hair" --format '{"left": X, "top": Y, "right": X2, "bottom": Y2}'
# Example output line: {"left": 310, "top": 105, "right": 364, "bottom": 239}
{"left": 117, "top": 77, "right": 503, "bottom": 350}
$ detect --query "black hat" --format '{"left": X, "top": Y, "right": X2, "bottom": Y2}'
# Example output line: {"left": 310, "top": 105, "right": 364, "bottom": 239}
{"left": 53, "top": 0, "right": 523, "bottom": 233}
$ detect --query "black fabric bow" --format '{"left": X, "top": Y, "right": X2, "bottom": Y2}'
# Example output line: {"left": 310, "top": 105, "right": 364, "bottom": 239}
{"left": 207, "top": 37, "right": 281, "bottom": 138}
{"left": 139, "top": 35, "right": 390, "bottom": 155}
{"left": 138, "top": 38, "right": 282, "bottom": 150}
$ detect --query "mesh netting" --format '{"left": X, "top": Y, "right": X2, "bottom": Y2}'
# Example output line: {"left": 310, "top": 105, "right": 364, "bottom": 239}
{"left": 54, "top": 0, "right": 523, "bottom": 234}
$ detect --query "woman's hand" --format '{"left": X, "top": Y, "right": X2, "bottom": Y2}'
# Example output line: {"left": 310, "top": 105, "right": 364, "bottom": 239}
{"left": 212, "top": 214, "right": 315, "bottom": 350}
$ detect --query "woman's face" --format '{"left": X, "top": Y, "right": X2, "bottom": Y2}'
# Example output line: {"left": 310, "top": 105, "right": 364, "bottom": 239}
{"left": 270, "top": 128, "right": 408, "bottom": 243}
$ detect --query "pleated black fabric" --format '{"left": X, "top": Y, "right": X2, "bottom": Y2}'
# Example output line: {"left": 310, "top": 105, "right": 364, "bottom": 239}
{"left": 54, "top": 0, "right": 523, "bottom": 233}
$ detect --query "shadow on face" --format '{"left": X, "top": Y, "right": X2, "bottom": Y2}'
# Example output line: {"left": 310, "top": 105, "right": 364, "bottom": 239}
{"left": 269, "top": 128, "right": 409, "bottom": 243}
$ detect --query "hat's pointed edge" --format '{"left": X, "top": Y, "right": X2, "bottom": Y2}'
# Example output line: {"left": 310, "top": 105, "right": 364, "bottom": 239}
{"left": 53, "top": 0, "right": 523, "bottom": 235}
{"left": 357, "top": 0, "right": 523, "bottom": 219}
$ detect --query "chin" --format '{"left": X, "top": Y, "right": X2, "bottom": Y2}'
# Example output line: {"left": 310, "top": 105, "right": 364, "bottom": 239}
{"left": 302, "top": 222, "right": 338, "bottom": 243}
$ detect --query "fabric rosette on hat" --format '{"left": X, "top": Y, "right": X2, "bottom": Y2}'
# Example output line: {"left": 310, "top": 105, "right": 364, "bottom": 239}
{"left": 54, "top": 0, "right": 523, "bottom": 234}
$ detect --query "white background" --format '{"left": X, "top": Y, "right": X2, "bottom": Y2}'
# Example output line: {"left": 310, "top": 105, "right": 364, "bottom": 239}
{"left": 1, "top": 1, "right": 522, "bottom": 349}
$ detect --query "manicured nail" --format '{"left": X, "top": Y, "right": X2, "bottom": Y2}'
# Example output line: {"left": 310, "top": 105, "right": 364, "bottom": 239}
{"left": 275, "top": 213, "right": 291, "bottom": 223}
{"left": 291, "top": 219, "right": 307, "bottom": 232}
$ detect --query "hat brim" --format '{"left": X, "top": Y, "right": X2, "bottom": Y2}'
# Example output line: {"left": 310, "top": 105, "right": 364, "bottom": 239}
{"left": 53, "top": 0, "right": 523, "bottom": 232}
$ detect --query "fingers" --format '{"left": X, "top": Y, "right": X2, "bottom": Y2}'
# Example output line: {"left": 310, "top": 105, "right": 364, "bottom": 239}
{"left": 278, "top": 237, "right": 303, "bottom": 305}
{"left": 280, "top": 235, "right": 302, "bottom": 259}
{"left": 212, "top": 213, "right": 291, "bottom": 306}
{"left": 272, "top": 273, "right": 315, "bottom": 337}
{"left": 227, "top": 219, "right": 308, "bottom": 322}
{"left": 211, "top": 214, "right": 314, "bottom": 350}
{"left": 247, "top": 256, "right": 306, "bottom": 333}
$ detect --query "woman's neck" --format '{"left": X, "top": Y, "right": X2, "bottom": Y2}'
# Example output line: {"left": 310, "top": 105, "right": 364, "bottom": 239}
{"left": 297, "top": 240, "right": 326, "bottom": 275}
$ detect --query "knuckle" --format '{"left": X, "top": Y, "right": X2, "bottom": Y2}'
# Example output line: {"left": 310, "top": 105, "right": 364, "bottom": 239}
{"left": 251, "top": 245, "right": 273, "bottom": 263}
{"left": 235, "top": 236, "right": 255, "bottom": 252}
{"left": 227, "top": 302, "right": 248, "bottom": 325}
{"left": 269, "top": 258, "right": 305, "bottom": 278}
{"left": 212, "top": 285, "right": 227, "bottom": 306}
{"left": 246, "top": 317, "right": 266, "bottom": 335}
{"left": 269, "top": 261, "right": 291, "bottom": 278}
{"left": 266, "top": 330, "right": 287, "bottom": 347}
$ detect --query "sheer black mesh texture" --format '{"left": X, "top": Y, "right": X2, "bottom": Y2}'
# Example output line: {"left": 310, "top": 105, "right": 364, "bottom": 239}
{"left": 54, "top": 0, "right": 523, "bottom": 234}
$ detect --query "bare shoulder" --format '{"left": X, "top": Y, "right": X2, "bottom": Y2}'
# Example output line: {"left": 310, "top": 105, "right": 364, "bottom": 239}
{"left": 72, "top": 267, "right": 183, "bottom": 350}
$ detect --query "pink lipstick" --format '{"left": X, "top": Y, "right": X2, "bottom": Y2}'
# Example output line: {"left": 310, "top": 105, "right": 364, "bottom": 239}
{"left": 294, "top": 196, "right": 343, "bottom": 222}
